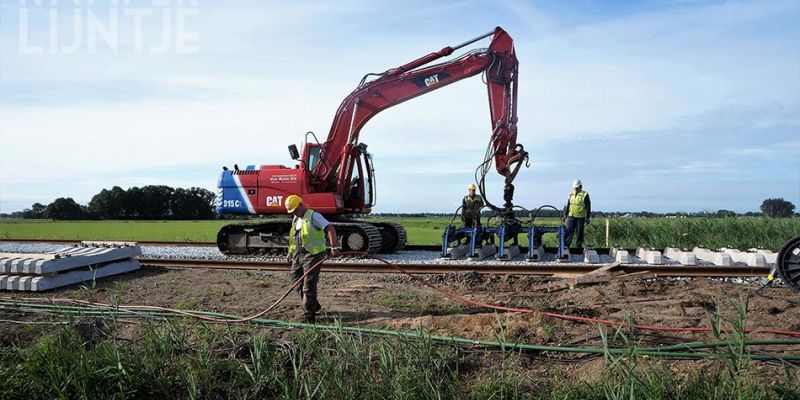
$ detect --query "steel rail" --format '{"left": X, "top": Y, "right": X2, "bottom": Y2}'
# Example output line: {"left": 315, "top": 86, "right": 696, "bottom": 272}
{"left": 138, "top": 258, "right": 771, "bottom": 278}
{"left": 0, "top": 239, "right": 634, "bottom": 253}
{"left": 0, "top": 239, "right": 218, "bottom": 247}
{"left": 0, "top": 239, "right": 444, "bottom": 251}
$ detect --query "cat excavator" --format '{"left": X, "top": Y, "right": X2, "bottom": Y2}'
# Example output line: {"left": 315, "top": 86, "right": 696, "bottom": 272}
{"left": 214, "top": 27, "right": 528, "bottom": 255}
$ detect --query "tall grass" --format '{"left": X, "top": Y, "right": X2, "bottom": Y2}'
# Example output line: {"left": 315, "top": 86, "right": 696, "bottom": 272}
{"left": 590, "top": 217, "right": 800, "bottom": 250}
{"left": 1, "top": 313, "right": 797, "bottom": 399}
{"left": 0, "top": 319, "right": 462, "bottom": 399}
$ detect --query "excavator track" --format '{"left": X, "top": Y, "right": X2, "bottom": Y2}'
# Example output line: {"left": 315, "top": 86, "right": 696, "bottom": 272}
{"left": 372, "top": 222, "right": 408, "bottom": 253}
{"left": 216, "top": 220, "right": 388, "bottom": 256}
{"left": 335, "top": 222, "right": 383, "bottom": 254}
{"left": 216, "top": 221, "right": 289, "bottom": 256}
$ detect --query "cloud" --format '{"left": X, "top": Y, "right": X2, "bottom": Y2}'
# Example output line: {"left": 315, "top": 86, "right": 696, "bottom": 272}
{"left": 0, "top": 0, "right": 798, "bottom": 213}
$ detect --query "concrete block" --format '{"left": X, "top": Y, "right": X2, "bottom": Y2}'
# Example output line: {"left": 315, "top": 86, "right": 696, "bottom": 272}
{"left": 662, "top": 248, "right": 697, "bottom": 265}
{"left": 635, "top": 247, "right": 663, "bottom": 264}
{"left": 470, "top": 244, "right": 497, "bottom": 260}
{"left": 528, "top": 245, "right": 546, "bottom": 261}
{"left": 583, "top": 249, "right": 600, "bottom": 263}
{"left": 750, "top": 249, "right": 778, "bottom": 265}
{"left": 692, "top": 247, "right": 732, "bottom": 266}
{"left": 0, "top": 245, "right": 142, "bottom": 275}
{"left": 0, "top": 243, "right": 142, "bottom": 291}
{"left": 497, "top": 245, "right": 521, "bottom": 261}
{"left": 558, "top": 248, "right": 571, "bottom": 262}
{"left": 444, "top": 245, "right": 467, "bottom": 260}
{"left": 609, "top": 247, "right": 629, "bottom": 263}
{"left": 0, "top": 260, "right": 140, "bottom": 291}
{"left": 721, "top": 248, "right": 766, "bottom": 267}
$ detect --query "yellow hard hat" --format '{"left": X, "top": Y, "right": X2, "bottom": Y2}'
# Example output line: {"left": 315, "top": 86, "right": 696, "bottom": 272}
{"left": 467, "top": 183, "right": 477, "bottom": 190}
{"left": 285, "top": 195, "right": 303, "bottom": 213}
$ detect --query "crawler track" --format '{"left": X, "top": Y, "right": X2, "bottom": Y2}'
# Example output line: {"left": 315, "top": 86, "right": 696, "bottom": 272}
{"left": 138, "top": 258, "right": 771, "bottom": 278}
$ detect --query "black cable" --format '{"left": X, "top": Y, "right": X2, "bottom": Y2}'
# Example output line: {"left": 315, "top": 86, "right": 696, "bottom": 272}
{"left": 531, "top": 205, "right": 564, "bottom": 224}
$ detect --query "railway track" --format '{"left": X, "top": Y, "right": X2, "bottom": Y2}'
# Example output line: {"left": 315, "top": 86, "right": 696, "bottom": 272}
{"left": 0, "top": 239, "right": 218, "bottom": 247}
{"left": 0, "top": 239, "right": 664, "bottom": 254}
{"left": 138, "top": 258, "right": 771, "bottom": 278}
{"left": 0, "top": 238, "right": 781, "bottom": 279}
{"left": 0, "top": 239, "right": 441, "bottom": 251}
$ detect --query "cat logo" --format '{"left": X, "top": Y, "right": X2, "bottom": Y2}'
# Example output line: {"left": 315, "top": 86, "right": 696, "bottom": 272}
{"left": 265, "top": 195, "right": 284, "bottom": 207}
{"left": 424, "top": 74, "right": 440, "bottom": 87}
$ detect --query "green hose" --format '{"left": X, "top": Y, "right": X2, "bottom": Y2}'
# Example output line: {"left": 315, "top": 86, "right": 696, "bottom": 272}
{"left": 2, "top": 300, "right": 798, "bottom": 362}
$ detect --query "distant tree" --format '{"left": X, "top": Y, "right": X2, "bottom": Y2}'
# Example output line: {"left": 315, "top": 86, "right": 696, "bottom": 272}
{"left": 88, "top": 186, "right": 132, "bottom": 219}
{"left": 171, "top": 187, "right": 215, "bottom": 219}
{"left": 125, "top": 186, "right": 145, "bottom": 218}
{"left": 715, "top": 209, "right": 737, "bottom": 218}
{"left": 139, "top": 185, "right": 175, "bottom": 219}
{"left": 45, "top": 198, "right": 86, "bottom": 220}
{"left": 84, "top": 185, "right": 217, "bottom": 220}
{"left": 32, "top": 203, "right": 46, "bottom": 216}
{"left": 21, "top": 202, "right": 47, "bottom": 219}
{"left": 88, "top": 189, "right": 114, "bottom": 219}
{"left": 760, "top": 198, "right": 795, "bottom": 218}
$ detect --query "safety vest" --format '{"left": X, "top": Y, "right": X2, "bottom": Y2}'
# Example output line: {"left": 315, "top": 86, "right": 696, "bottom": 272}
{"left": 463, "top": 194, "right": 483, "bottom": 218}
{"left": 568, "top": 190, "right": 588, "bottom": 218}
{"left": 288, "top": 209, "right": 327, "bottom": 255}
{"left": 463, "top": 195, "right": 484, "bottom": 211}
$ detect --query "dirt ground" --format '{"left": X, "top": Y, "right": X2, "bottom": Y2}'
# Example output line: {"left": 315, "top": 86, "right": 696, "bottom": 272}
{"left": 2, "top": 266, "right": 799, "bottom": 385}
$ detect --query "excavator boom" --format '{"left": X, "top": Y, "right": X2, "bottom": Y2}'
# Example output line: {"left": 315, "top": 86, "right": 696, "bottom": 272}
{"left": 312, "top": 27, "right": 526, "bottom": 203}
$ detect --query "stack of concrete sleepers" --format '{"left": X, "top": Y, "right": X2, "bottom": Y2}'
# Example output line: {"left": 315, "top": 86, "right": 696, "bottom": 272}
{"left": 0, "top": 242, "right": 141, "bottom": 291}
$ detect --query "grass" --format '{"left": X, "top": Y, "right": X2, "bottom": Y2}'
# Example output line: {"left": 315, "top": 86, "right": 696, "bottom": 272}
{"left": 0, "top": 319, "right": 463, "bottom": 399}
{"left": 0, "top": 219, "right": 228, "bottom": 242}
{"left": 0, "top": 216, "right": 798, "bottom": 250}
{"left": 1, "top": 309, "right": 797, "bottom": 400}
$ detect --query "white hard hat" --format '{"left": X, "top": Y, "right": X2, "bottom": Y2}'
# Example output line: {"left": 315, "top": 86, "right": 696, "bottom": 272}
{"left": 572, "top": 179, "right": 582, "bottom": 188}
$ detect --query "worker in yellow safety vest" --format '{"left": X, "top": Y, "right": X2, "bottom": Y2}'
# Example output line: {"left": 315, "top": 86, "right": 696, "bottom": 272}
{"left": 562, "top": 179, "right": 591, "bottom": 250}
{"left": 285, "top": 195, "right": 337, "bottom": 323}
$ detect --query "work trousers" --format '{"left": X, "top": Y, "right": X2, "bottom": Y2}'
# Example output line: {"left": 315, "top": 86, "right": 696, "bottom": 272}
{"left": 291, "top": 250, "right": 325, "bottom": 322}
{"left": 463, "top": 217, "right": 481, "bottom": 228}
{"left": 564, "top": 217, "right": 586, "bottom": 249}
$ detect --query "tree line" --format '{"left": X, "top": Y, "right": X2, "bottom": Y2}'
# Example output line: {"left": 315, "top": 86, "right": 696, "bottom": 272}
{"left": 2, "top": 186, "right": 215, "bottom": 220}
{"left": 1, "top": 193, "right": 795, "bottom": 220}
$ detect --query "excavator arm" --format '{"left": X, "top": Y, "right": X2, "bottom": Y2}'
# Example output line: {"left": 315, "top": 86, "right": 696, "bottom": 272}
{"left": 311, "top": 27, "right": 528, "bottom": 214}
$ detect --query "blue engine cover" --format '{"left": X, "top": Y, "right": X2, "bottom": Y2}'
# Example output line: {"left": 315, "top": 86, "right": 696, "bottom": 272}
{"left": 215, "top": 170, "right": 256, "bottom": 215}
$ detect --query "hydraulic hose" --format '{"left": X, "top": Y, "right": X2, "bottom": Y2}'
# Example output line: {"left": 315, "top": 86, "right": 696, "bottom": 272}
{"left": 2, "top": 299, "right": 798, "bottom": 362}
{"left": 2, "top": 251, "right": 799, "bottom": 337}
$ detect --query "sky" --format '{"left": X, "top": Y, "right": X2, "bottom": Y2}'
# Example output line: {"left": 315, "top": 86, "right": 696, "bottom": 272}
{"left": 0, "top": 0, "right": 798, "bottom": 214}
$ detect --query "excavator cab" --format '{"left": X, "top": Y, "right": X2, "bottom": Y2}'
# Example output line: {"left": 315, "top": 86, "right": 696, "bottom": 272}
{"left": 342, "top": 143, "right": 375, "bottom": 212}
{"left": 295, "top": 141, "right": 375, "bottom": 213}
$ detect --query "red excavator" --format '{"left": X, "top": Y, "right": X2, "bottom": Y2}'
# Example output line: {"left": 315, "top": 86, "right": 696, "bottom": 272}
{"left": 215, "top": 27, "right": 529, "bottom": 255}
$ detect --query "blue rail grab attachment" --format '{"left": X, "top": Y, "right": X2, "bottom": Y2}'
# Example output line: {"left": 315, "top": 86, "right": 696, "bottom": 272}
{"left": 441, "top": 225, "right": 486, "bottom": 258}
{"left": 483, "top": 223, "right": 526, "bottom": 260}
{"left": 527, "top": 225, "right": 567, "bottom": 261}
